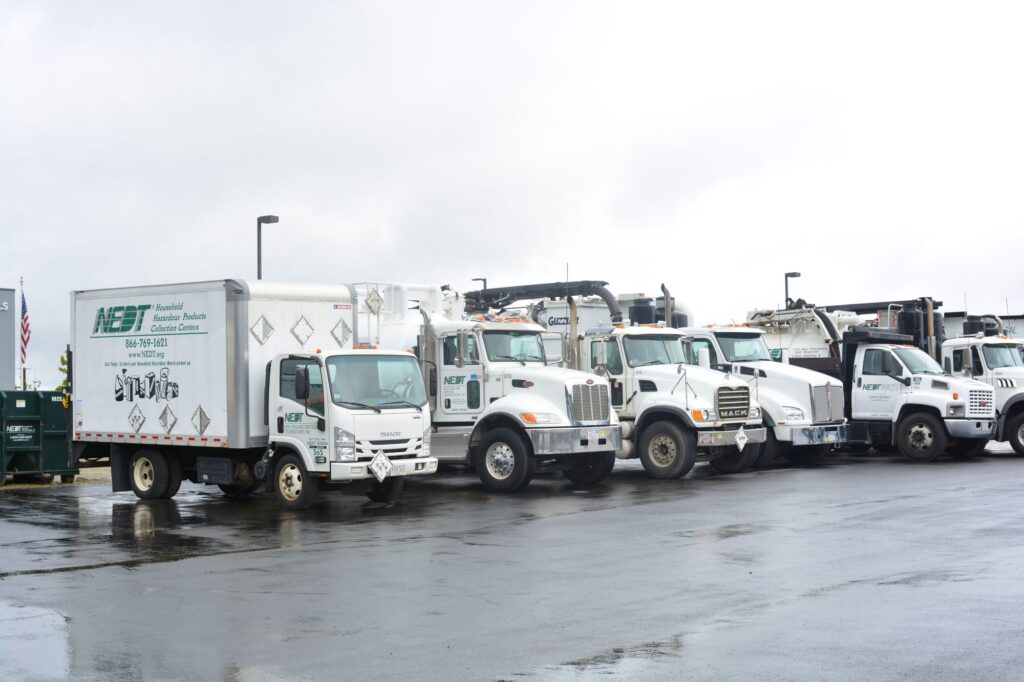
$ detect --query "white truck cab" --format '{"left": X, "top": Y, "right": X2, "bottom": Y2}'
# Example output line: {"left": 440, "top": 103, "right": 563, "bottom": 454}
{"left": 941, "top": 335, "right": 1024, "bottom": 454}
{"left": 841, "top": 330, "right": 996, "bottom": 461}
{"left": 681, "top": 326, "right": 846, "bottom": 467}
{"left": 578, "top": 325, "right": 767, "bottom": 478}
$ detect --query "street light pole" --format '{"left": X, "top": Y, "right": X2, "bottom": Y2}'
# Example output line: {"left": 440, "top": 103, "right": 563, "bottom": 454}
{"left": 257, "top": 215, "right": 279, "bottom": 280}
{"left": 784, "top": 272, "right": 801, "bottom": 308}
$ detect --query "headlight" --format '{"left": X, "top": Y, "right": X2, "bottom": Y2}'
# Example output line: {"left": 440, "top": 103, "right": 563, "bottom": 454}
{"left": 691, "top": 409, "right": 716, "bottom": 422}
{"left": 782, "top": 406, "right": 805, "bottom": 421}
{"left": 947, "top": 404, "right": 965, "bottom": 418}
{"left": 333, "top": 427, "right": 357, "bottom": 462}
{"left": 422, "top": 427, "right": 432, "bottom": 456}
{"left": 521, "top": 412, "right": 560, "bottom": 425}
{"left": 749, "top": 406, "right": 761, "bottom": 420}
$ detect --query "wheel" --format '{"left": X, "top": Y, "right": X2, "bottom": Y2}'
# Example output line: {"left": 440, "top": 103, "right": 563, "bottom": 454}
{"left": 1007, "top": 412, "right": 1024, "bottom": 456}
{"left": 274, "top": 453, "right": 319, "bottom": 509}
{"left": 218, "top": 482, "right": 261, "bottom": 497}
{"left": 752, "top": 423, "right": 781, "bottom": 469}
{"left": 638, "top": 421, "right": 697, "bottom": 479}
{"left": 129, "top": 449, "right": 171, "bottom": 500}
{"left": 707, "top": 443, "right": 761, "bottom": 474}
{"left": 948, "top": 439, "right": 988, "bottom": 460}
{"left": 162, "top": 457, "right": 183, "bottom": 499}
{"left": 474, "top": 428, "right": 534, "bottom": 492}
{"left": 895, "top": 412, "right": 947, "bottom": 462}
{"left": 60, "top": 475, "right": 76, "bottom": 484}
{"left": 783, "top": 444, "right": 831, "bottom": 466}
{"left": 366, "top": 476, "right": 406, "bottom": 502}
{"left": 562, "top": 452, "right": 616, "bottom": 485}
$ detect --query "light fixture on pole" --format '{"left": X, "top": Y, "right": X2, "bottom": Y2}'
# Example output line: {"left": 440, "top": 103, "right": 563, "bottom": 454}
{"left": 257, "top": 215, "right": 279, "bottom": 280}
{"left": 784, "top": 272, "right": 801, "bottom": 307}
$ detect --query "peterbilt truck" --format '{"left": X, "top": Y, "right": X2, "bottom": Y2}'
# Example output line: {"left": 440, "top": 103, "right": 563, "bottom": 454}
{"left": 351, "top": 282, "right": 622, "bottom": 492}
{"left": 941, "top": 333, "right": 1024, "bottom": 454}
{"left": 70, "top": 279, "right": 437, "bottom": 509}
{"left": 463, "top": 281, "right": 767, "bottom": 478}
{"left": 681, "top": 326, "right": 846, "bottom": 468}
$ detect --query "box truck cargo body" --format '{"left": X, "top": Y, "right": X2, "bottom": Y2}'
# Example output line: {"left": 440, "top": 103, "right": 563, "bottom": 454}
{"left": 71, "top": 280, "right": 437, "bottom": 508}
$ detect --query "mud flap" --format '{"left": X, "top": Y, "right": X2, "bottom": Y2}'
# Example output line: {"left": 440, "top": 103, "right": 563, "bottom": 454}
{"left": 110, "top": 447, "right": 131, "bottom": 492}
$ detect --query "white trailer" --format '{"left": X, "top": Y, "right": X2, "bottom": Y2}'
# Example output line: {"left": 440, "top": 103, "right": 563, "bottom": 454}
{"left": 71, "top": 279, "right": 437, "bottom": 508}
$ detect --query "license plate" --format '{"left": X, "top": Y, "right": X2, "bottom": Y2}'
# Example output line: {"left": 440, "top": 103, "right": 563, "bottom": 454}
{"left": 369, "top": 451, "right": 393, "bottom": 482}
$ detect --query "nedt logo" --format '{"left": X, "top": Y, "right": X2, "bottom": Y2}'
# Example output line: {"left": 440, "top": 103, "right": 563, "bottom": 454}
{"left": 93, "top": 305, "right": 152, "bottom": 334}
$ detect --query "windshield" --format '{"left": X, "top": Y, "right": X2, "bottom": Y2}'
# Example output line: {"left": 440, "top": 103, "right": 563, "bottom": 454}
{"left": 982, "top": 344, "right": 1024, "bottom": 369}
{"left": 623, "top": 334, "right": 687, "bottom": 367}
{"left": 893, "top": 347, "right": 945, "bottom": 375}
{"left": 482, "top": 331, "right": 546, "bottom": 363}
{"left": 326, "top": 355, "right": 427, "bottom": 408}
{"left": 715, "top": 333, "right": 772, "bottom": 362}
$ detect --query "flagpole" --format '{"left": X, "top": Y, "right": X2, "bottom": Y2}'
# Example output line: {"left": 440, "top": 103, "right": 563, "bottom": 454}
{"left": 19, "top": 276, "right": 26, "bottom": 391}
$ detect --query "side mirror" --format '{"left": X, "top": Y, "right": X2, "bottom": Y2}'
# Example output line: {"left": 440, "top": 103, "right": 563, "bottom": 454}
{"left": 455, "top": 331, "right": 469, "bottom": 368}
{"left": 294, "top": 366, "right": 308, "bottom": 400}
{"left": 316, "top": 417, "right": 326, "bottom": 432}
{"left": 697, "top": 347, "right": 711, "bottom": 369}
{"left": 900, "top": 376, "right": 912, "bottom": 387}
{"left": 429, "top": 367, "right": 437, "bottom": 397}
{"left": 943, "top": 357, "right": 952, "bottom": 373}
{"left": 541, "top": 332, "right": 564, "bottom": 365}
{"left": 780, "top": 349, "right": 790, "bottom": 365}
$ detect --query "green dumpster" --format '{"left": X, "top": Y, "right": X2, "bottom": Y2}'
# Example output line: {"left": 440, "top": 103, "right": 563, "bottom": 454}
{"left": 0, "top": 391, "right": 77, "bottom": 485}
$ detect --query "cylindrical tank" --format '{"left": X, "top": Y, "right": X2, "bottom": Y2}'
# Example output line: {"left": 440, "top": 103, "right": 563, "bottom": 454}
{"left": 629, "top": 298, "right": 656, "bottom": 325}
{"left": 963, "top": 315, "right": 984, "bottom": 336}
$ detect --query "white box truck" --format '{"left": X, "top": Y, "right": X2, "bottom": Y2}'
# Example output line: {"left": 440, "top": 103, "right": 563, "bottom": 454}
{"left": 70, "top": 279, "right": 438, "bottom": 509}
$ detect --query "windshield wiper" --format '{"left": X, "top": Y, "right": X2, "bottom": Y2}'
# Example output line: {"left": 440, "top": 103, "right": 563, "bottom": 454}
{"left": 635, "top": 360, "right": 665, "bottom": 367}
{"left": 379, "top": 400, "right": 422, "bottom": 410}
{"left": 337, "top": 400, "right": 382, "bottom": 414}
{"left": 491, "top": 355, "right": 526, "bottom": 365}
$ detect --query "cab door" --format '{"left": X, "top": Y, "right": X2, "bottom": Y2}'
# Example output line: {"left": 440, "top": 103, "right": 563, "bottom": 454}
{"left": 851, "top": 348, "right": 903, "bottom": 420}
{"left": 274, "top": 357, "right": 329, "bottom": 464}
{"left": 434, "top": 334, "right": 484, "bottom": 422}
{"left": 591, "top": 337, "right": 628, "bottom": 413}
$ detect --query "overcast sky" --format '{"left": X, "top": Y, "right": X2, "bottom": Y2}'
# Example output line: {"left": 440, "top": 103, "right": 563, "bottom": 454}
{"left": 2, "top": 1, "right": 1023, "bottom": 387}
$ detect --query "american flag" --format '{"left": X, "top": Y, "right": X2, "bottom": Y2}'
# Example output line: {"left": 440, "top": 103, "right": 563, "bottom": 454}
{"left": 20, "top": 289, "right": 31, "bottom": 365}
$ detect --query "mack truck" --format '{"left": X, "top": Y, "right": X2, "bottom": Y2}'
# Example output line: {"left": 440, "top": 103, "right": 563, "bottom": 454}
{"left": 680, "top": 325, "right": 846, "bottom": 468}
{"left": 941, "top": 332, "right": 1024, "bottom": 454}
{"left": 464, "top": 281, "right": 767, "bottom": 478}
{"left": 350, "top": 282, "right": 622, "bottom": 492}
{"left": 70, "top": 280, "right": 438, "bottom": 509}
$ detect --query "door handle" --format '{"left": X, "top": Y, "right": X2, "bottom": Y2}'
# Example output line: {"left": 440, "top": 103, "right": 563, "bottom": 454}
{"left": 277, "top": 416, "right": 284, "bottom": 433}
{"left": 857, "top": 377, "right": 862, "bottom": 387}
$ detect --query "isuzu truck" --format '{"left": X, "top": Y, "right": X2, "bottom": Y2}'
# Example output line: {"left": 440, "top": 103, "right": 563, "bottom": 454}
{"left": 70, "top": 279, "right": 437, "bottom": 509}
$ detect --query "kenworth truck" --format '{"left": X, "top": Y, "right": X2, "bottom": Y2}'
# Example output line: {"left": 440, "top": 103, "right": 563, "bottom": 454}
{"left": 462, "top": 281, "right": 766, "bottom": 477}
{"left": 941, "top": 334, "right": 1024, "bottom": 454}
{"left": 351, "top": 283, "right": 622, "bottom": 491}
{"left": 681, "top": 326, "right": 846, "bottom": 468}
{"left": 70, "top": 280, "right": 437, "bottom": 509}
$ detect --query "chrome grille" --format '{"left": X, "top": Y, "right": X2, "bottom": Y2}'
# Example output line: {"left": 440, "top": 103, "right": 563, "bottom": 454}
{"left": 355, "top": 438, "right": 422, "bottom": 461}
{"left": 811, "top": 384, "right": 845, "bottom": 423}
{"left": 967, "top": 390, "right": 995, "bottom": 419}
{"left": 716, "top": 386, "right": 750, "bottom": 420}
{"left": 571, "top": 383, "right": 610, "bottom": 423}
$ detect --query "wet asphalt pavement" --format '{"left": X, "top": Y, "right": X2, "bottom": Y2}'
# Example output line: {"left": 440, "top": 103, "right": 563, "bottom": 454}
{"left": 2, "top": 448, "right": 1024, "bottom": 681}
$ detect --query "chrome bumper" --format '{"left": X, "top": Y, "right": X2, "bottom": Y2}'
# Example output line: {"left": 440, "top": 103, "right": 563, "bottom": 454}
{"left": 944, "top": 419, "right": 996, "bottom": 439}
{"left": 791, "top": 423, "right": 848, "bottom": 446}
{"left": 526, "top": 425, "right": 622, "bottom": 455}
{"left": 697, "top": 426, "right": 767, "bottom": 448}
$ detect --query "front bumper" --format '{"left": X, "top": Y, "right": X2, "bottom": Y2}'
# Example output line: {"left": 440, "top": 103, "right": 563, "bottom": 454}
{"left": 330, "top": 456, "right": 438, "bottom": 481}
{"left": 944, "top": 419, "right": 996, "bottom": 439}
{"left": 697, "top": 426, "right": 767, "bottom": 448}
{"left": 526, "top": 425, "right": 623, "bottom": 455}
{"left": 789, "top": 423, "right": 848, "bottom": 447}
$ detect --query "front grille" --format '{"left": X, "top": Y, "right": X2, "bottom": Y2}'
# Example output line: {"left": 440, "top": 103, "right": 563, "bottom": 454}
{"left": 571, "top": 383, "right": 610, "bottom": 423}
{"left": 967, "top": 390, "right": 995, "bottom": 419}
{"left": 716, "top": 386, "right": 750, "bottom": 420}
{"left": 811, "top": 384, "right": 844, "bottom": 423}
{"left": 355, "top": 437, "right": 422, "bottom": 461}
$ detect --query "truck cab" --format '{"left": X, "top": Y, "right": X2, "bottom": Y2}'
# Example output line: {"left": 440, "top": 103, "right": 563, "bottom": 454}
{"left": 419, "top": 317, "right": 622, "bottom": 491}
{"left": 941, "top": 335, "right": 1024, "bottom": 454}
{"left": 841, "top": 330, "right": 996, "bottom": 461}
{"left": 681, "top": 326, "right": 846, "bottom": 467}
{"left": 578, "top": 325, "right": 767, "bottom": 478}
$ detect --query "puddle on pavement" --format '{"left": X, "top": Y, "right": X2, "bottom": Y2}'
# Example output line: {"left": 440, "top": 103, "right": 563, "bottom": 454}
{"left": 0, "top": 601, "right": 70, "bottom": 680}
{"left": 502, "top": 634, "right": 685, "bottom": 680}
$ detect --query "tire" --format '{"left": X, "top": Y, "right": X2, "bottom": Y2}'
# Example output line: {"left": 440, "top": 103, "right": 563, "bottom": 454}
{"left": 562, "top": 452, "right": 616, "bottom": 485}
{"left": 1007, "top": 412, "right": 1024, "bottom": 456}
{"left": 707, "top": 443, "right": 761, "bottom": 474}
{"left": 783, "top": 444, "right": 831, "bottom": 467}
{"left": 129, "top": 449, "right": 171, "bottom": 500}
{"left": 274, "top": 453, "right": 319, "bottom": 509}
{"left": 895, "top": 412, "right": 948, "bottom": 462}
{"left": 948, "top": 439, "right": 988, "bottom": 460}
{"left": 162, "top": 457, "right": 183, "bottom": 499}
{"left": 638, "top": 421, "right": 697, "bottom": 479}
{"left": 752, "top": 424, "right": 781, "bottom": 469}
{"left": 474, "top": 428, "right": 534, "bottom": 492}
{"left": 60, "top": 475, "right": 76, "bottom": 484}
{"left": 218, "top": 482, "right": 260, "bottom": 497}
{"left": 367, "top": 476, "right": 405, "bottom": 502}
